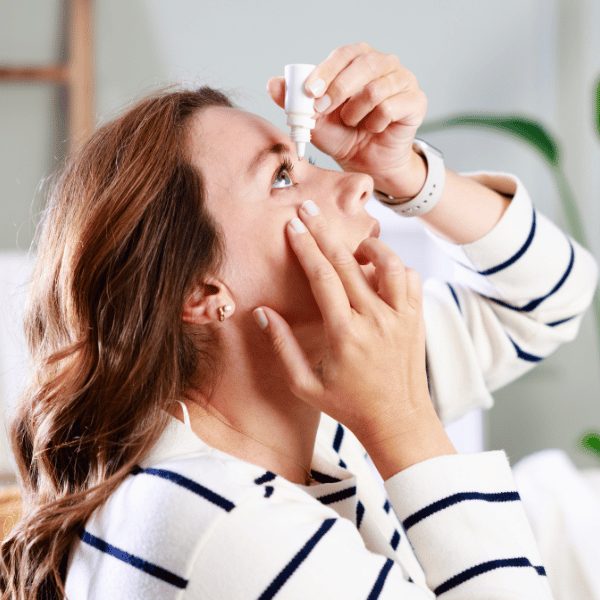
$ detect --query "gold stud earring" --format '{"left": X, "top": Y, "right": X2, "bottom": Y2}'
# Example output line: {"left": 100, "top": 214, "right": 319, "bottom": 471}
{"left": 218, "top": 305, "right": 232, "bottom": 322}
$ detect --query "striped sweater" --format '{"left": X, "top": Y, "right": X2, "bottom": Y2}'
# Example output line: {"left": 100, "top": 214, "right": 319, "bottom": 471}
{"left": 65, "top": 173, "right": 597, "bottom": 598}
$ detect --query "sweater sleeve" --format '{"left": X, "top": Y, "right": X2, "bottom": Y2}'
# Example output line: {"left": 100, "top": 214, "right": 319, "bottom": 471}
{"left": 422, "top": 172, "right": 598, "bottom": 424}
{"left": 184, "top": 453, "right": 553, "bottom": 599}
{"left": 384, "top": 450, "right": 554, "bottom": 599}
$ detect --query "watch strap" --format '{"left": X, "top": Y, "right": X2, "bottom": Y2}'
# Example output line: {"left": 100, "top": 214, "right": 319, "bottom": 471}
{"left": 373, "top": 139, "right": 445, "bottom": 217}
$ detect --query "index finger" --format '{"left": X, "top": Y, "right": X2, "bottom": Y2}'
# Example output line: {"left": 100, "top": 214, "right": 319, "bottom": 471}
{"left": 304, "top": 42, "right": 374, "bottom": 97}
{"left": 286, "top": 217, "right": 354, "bottom": 331}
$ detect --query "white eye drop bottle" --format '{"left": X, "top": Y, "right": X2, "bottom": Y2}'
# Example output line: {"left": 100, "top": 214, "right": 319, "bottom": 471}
{"left": 284, "top": 64, "right": 316, "bottom": 160}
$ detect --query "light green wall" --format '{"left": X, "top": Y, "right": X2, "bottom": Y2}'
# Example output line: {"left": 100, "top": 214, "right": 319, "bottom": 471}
{"left": 1, "top": 0, "right": 599, "bottom": 468}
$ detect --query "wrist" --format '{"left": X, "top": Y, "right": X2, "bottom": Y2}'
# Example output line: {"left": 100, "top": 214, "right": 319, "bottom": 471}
{"left": 373, "top": 140, "right": 446, "bottom": 217}
{"left": 360, "top": 405, "right": 457, "bottom": 480}
{"left": 373, "top": 150, "right": 427, "bottom": 201}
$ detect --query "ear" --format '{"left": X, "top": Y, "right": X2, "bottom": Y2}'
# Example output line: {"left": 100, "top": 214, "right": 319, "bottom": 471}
{"left": 182, "top": 277, "right": 235, "bottom": 325}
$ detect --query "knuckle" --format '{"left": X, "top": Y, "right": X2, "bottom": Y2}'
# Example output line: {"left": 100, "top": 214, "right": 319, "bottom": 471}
{"left": 311, "top": 262, "right": 338, "bottom": 284}
{"left": 328, "top": 249, "right": 355, "bottom": 269}
{"left": 355, "top": 41, "right": 372, "bottom": 53}
{"left": 334, "top": 44, "right": 357, "bottom": 62}
{"left": 270, "top": 331, "right": 287, "bottom": 358}
{"left": 363, "top": 81, "right": 382, "bottom": 104}
{"left": 404, "top": 70, "right": 419, "bottom": 91}
{"left": 405, "top": 267, "right": 423, "bottom": 287}
{"left": 359, "top": 52, "right": 380, "bottom": 76}
{"left": 418, "top": 89, "right": 428, "bottom": 112}
{"left": 386, "top": 52, "right": 401, "bottom": 67}
{"left": 375, "top": 100, "right": 393, "bottom": 121}
{"left": 331, "top": 77, "right": 352, "bottom": 100}
{"left": 381, "top": 253, "right": 405, "bottom": 273}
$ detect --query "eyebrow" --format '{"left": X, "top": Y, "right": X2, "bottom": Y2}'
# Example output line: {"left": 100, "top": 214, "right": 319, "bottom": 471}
{"left": 247, "top": 143, "right": 291, "bottom": 177}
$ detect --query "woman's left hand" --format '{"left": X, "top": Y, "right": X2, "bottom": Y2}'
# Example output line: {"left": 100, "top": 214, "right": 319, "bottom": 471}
{"left": 267, "top": 42, "right": 428, "bottom": 197}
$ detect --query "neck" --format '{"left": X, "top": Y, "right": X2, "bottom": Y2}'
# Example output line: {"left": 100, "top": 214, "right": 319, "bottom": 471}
{"left": 180, "top": 316, "right": 324, "bottom": 485}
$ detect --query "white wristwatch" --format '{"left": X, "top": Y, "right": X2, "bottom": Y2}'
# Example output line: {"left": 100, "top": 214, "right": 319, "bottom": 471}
{"left": 373, "top": 139, "right": 445, "bottom": 217}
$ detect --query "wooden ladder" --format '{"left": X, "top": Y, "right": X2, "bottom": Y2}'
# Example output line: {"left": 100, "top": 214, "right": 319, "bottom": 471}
{"left": 0, "top": 0, "right": 94, "bottom": 150}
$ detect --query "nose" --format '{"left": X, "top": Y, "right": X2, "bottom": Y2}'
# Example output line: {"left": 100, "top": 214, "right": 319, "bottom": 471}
{"left": 334, "top": 171, "right": 374, "bottom": 214}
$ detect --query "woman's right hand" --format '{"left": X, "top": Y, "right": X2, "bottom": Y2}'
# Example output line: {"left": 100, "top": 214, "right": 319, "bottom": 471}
{"left": 253, "top": 202, "right": 456, "bottom": 478}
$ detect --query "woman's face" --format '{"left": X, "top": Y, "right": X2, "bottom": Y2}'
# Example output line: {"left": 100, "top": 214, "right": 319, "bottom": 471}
{"left": 188, "top": 107, "right": 379, "bottom": 325}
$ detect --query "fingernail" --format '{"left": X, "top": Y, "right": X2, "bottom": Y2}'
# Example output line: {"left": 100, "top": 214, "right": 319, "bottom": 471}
{"left": 302, "top": 200, "right": 319, "bottom": 216}
{"left": 253, "top": 308, "right": 269, "bottom": 330}
{"left": 308, "top": 78, "right": 326, "bottom": 96}
{"left": 313, "top": 94, "right": 331, "bottom": 113}
{"left": 290, "top": 218, "right": 307, "bottom": 233}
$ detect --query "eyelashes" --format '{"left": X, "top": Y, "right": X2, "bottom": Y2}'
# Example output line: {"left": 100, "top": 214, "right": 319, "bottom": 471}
{"left": 308, "top": 156, "right": 316, "bottom": 165}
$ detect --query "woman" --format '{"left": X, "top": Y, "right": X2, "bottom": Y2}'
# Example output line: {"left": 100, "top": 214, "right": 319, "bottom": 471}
{"left": 1, "top": 43, "right": 596, "bottom": 599}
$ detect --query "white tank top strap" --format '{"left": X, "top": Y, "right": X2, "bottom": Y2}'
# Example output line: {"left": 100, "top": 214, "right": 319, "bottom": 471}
{"left": 177, "top": 400, "right": 192, "bottom": 427}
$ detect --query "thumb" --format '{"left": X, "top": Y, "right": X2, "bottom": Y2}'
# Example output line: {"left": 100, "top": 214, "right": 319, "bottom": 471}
{"left": 266, "top": 77, "right": 285, "bottom": 109}
{"left": 252, "top": 307, "right": 322, "bottom": 400}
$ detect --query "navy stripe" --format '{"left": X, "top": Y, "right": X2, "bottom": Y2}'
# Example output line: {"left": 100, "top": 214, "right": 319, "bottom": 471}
{"left": 132, "top": 466, "right": 235, "bottom": 512}
{"left": 435, "top": 557, "right": 546, "bottom": 595}
{"left": 333, "top": 423, "right": 344, "bottom": 452}
{"left": 338, "top": 458, "right": 347, "bottom": 469}
{"left": 255, "top": 471, "right": 277, "bottom": 485}
{"left": 366, "top": 558, "right": 394, "bottom": 600}
{"left": 356, "top": 501, "right": 365, "bottom": 529}
{"left": 383, "top": 499, "right": 391, "bottom": 513}
{"left": 520, "top": 239, "right": 574, "bottom": 311}
{"left": 317, "top": 486, "right": 357, "bottom": 505}
{"left": 509, "top": 337, "right": 544, "bottom": 362}
{"left": 446, "top": 283, "right": 461, "bottom": 312}
{"left": 547, "top": 314, "right": 578, "bottom": 327}
{"left": 310, "top": 470, "right": 341, "bottom": 484}
{"left": 264, "top": 486, "right": 274, "bottom": 498}
{"left": 80, "top": 530, "right": 187, "bottom": 589}
{"left": 481, "top": 238, "right": 575, "bottom": 314}
{"left": 258, "top": 519, "right": 336, "bottom": 600}
{"left": 478, "top": 209, "right": 536, "bottom": 276}
{"left": 403, "top": 491, "right": 520, "bottom": 530}
{"left": 390, "top": 530, "right": 400, "bottom": 550}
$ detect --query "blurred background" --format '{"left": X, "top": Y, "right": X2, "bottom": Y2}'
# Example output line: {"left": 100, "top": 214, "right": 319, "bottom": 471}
{"left": 1, "top": 0, "right": 599, "bottom": 479}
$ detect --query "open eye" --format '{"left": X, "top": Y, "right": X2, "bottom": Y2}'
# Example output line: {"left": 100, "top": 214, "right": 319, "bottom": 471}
{"left": 272, "top": 158, "right": 295, "bottom": 189}
{"left": 272, "top": 168, "right": 293, "bottom": 189}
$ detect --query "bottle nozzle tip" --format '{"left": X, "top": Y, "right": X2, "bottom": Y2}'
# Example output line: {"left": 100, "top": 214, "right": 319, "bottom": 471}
{"left": 296, "top": 141, "right": 306, "bottom": 160}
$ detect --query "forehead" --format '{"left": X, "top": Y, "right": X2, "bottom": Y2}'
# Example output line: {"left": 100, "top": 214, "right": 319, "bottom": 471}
{"left": 187, "top": 107, "right": 286, "bottom": 172}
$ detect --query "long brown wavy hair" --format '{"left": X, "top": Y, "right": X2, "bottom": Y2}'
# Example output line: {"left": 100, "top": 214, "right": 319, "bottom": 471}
{"left": 0, "top": 86, "right": 233, "bottom": 599}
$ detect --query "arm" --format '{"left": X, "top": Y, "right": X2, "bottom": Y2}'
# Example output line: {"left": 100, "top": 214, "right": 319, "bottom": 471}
{"left": 251, "top": 203, "right": 552, "bottom": 598}
{"left": 420, "top": 172, "right": 598, "bottom": 423}
{"left": 187, "top": 453, "right": 553, "bottom": 599}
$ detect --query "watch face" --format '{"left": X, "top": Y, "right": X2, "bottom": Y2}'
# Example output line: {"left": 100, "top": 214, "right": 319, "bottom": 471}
{"left": 415, "top": 139, "right": 444, "bottom": 159}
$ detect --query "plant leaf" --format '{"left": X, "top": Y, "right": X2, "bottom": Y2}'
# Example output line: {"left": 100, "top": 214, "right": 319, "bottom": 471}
{"left": 596, "top": 77, "right": 600, "bottom": 140}
{"left": 581, "top": 432, "right": 600, "bottom": 460}
{"left": 419, "top": 115, "right": 559, "bottom": 166}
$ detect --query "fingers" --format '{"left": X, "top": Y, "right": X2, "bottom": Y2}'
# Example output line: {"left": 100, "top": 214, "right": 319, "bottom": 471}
{"left": 355, "top": 238, "right": 423, "bottom": 311}
{"left": 343, "top": 86, "right": 427, "bottom": 134}
{"left": 266, "top": 76, "right": 285, "bottom": 109}
{"left": 285, "top": 214, "right": 354, "bottom": 331}
{"left": 303, "top": 43, "right": 415, "bottom": 119}
{"left": 252, "top": 307, "right": 323, "bottom": 401}
{"left": 302, "top": 202, "right": 377, "bottom": 305}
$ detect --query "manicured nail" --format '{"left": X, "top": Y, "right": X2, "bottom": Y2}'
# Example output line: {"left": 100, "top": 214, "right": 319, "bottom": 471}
{"left": 302, "top": 200, "right": 319, "bottom": 216}
{"left": 290, "top": 218, "right": 307, "bottom": 233}
{"left": 313, "top": 94, "right": 331, "bottom": 113}
{"left": 308, "top": 78, "right": 326, "bottom": 96}
{"left": 253, "top": 308, "right": 269, "bottom": 330}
